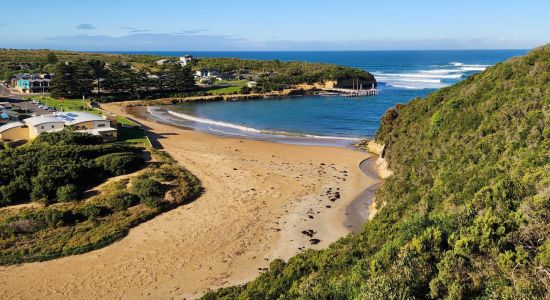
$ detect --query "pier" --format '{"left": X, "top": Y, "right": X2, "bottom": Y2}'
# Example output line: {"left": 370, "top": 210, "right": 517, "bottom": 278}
{"left": 326, "top": 88, "right": 378, "bottom": 97}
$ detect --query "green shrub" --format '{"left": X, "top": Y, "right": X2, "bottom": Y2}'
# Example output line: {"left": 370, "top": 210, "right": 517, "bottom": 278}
{"left": 139, "top": 197, "right": 164, "bottom": 209}
{"left": 95, "top": 152, "right": 145, "bottom": 176}
{"left": 56, "top": 184, "right": 79, "bottom": 202}
{"left": 33, "top": 130, "right": 103, "bottom": 145}
{"left": 73, "top": 204, "right": 109, "bottom": 221}
{"left": 131, "top": 177, "right": 165, "bottom": 201}
{"left": 106, "top": 191, "right": 140, "bottom": 211}
{"left": 0, "top": 136, "right": 143, "bottom": 207}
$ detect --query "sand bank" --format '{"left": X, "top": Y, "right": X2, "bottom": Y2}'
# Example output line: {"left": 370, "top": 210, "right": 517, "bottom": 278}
{"left": 0, "top": 103, "right": 381, "bottom": 299}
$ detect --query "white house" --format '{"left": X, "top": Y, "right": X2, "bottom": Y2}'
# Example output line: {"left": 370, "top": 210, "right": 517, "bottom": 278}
{"left": 55, "top": 112, "right": 118, "bottom": 141}
{"left": 155, "top": 59, "right": 170, "bottom": 66}
{"left": 179, "top": 55, "right": 194, "bottom": 66}
{"left": 195, "top": 68, "right": 233, "bottom": 81}
{"left": 24, "top": 115, "right": 65, "bottom": 138}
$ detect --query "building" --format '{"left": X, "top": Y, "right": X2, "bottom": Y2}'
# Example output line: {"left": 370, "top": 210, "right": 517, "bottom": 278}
{"left": 13, "top": 74, "right": 53, "bottom": 94}
{"left": 247, "top": 81, "right": 258, "bottom": 88}
{"left": 0, "top": 116, "right": 64, "bottom": 141}
{"left": 179, "top": 55, "right": 194, "bottom": 66}
{"left": 19, "top": 64, "right": 30, "bottom": 71}
{"left": 155, "top": 59, "right": 171, "bottom": 66}
{"left": 195, "top": 68, "right": 233, "bottom": 81}
{"left": 0, "top": 121, "right": 29, "bottom": 141}
{"left": 24, "top": 115, "right": 65, "bottom": 138}
{"left": 328, "top": 78, "right": 377, "bottom": 90}
{"left": 56, "top": 112, "right": 118, "bottom": 142}
{"left": 0, "top": 111, "right": 118, "bottom": 142}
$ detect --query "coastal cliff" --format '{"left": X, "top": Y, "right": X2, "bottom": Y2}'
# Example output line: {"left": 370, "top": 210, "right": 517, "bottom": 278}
{"left": 203, "top": 45, "right": 550, "bottom": 299}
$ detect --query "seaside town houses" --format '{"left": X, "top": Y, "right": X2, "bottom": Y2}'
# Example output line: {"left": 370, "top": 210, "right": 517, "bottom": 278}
{"left": 0, "top": 111, "right": 118, "bottom": 143}
{"left": 11, "top": 73, "right": 54, "bottom": 94}
{"left": 195, "top": 68, "right": 233, "bottom": 82}
{"left": 155, "top": 55, "right": 195, "bottom": 67}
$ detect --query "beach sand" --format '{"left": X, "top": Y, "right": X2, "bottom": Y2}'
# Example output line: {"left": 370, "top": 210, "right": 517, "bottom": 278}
{"left": 0, "top": 103, "right": 380, "bottom": 299}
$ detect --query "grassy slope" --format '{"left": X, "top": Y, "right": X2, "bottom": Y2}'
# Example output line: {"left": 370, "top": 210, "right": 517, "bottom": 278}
{"left": 203, "top": 46, "right": 550, "bottom": 299}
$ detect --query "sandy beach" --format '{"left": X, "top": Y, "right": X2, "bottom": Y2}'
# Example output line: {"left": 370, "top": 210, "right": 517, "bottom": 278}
{"left": 0, "top": 103, "right": 381, "bottom": 299}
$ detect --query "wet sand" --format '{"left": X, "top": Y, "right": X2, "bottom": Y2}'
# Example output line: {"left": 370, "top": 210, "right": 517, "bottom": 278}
{"left": 0, "top": 103, "right": 381, "bottom": 299}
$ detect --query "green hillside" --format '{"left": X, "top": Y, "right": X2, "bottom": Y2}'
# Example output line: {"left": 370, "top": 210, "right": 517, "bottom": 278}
{"left": 203, "top": 45, "right": 550, "bottom": 299}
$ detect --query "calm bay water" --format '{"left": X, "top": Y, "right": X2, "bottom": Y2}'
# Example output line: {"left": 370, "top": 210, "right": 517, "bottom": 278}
{"left": 116, "top": 50, "right": 527, "bottom": 141}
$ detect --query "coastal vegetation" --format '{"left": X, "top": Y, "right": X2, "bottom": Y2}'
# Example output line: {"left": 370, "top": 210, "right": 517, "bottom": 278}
{"left": 0, "top": 130, "right": 202, "bottom": 264}
{"left": 203, "top": 46, "right": 550, "bottom": 298}
{"left": 0, "top": 49, "right": 375, "bottom": 101}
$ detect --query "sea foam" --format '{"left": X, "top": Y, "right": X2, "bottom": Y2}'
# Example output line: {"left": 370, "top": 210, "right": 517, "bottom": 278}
{"left": 163, "top": 109, "right": 360, "bottom": 142}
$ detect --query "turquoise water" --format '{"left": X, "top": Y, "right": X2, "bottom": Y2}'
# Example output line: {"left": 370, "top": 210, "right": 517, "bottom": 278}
{"left": 124, "top": 50, "right": 527, "bottom": 143}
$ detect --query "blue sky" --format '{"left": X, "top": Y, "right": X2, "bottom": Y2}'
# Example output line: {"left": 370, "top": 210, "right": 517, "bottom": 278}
{"left": 0, "top": 0, "right": 548, "bottom": 51}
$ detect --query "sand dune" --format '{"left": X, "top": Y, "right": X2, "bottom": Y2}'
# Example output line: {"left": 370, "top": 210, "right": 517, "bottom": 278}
{"left": 0, "top": 104, "right": 378, "bottom": 299}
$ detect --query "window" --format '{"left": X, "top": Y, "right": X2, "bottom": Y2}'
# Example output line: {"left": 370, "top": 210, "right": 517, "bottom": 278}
{"left": 98, "top": 124, "right": 106, "bottom": 128}
{"left": 41, "top": 126, "right": 44, "bottom": 129}
{"left": 51, "top": 125, "right": 55, "bottom": 129}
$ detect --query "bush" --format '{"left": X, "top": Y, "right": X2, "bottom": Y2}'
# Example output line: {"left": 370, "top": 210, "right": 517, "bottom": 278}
{"left": 34, "top": 130, "right": 103, "bottom": 145}
{"left": 95, "top": 152, "right": 145, "bottom": 176}
{"left": 0, "top": 137, "right": 143, "bottom": 207}
{"left": 105, "top": 191, "right": 140, "bottom": 211}
{"left": 139, "top": 197, "right": 164, "bottom": 209}
{"left": 56, "top": 184, "right": 79, "bottom": 202}
{"left": 131, "top": 177, "right": 165, "bottom": 200}
{"left": 73, "top": 204, "right": 109, "bottom": 221}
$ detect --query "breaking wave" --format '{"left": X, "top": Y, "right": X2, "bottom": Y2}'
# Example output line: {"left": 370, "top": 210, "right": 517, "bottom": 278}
{"left": 374, "top": 61, "right": 491, "bottom": 89}
{"left": 168, "top": 110, "right": 261, "bottom": 133}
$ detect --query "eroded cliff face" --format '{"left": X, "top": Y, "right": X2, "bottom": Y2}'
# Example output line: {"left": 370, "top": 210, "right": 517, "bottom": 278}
{"left": 366, "top": 141, "right": 393, "bottom": 179}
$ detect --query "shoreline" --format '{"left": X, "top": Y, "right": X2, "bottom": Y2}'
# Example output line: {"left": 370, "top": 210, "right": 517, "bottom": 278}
{"left": 0, "top": 102, "right": 383, "bottom": 300}
{"left": 114, "top": 86, "right": 320, "bottom": 108}
{"left": 145, "top": 105, "right": 363, "bottom": 148}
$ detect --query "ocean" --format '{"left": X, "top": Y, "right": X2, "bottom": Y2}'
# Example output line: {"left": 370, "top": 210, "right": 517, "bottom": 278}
{"left": 116, "top": 50, "right": 527, "bottom": 144}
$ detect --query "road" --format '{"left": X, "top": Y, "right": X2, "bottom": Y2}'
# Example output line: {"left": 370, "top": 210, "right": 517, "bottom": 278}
{"left": 0, "top": 85, "right": 22, "bottom": 100}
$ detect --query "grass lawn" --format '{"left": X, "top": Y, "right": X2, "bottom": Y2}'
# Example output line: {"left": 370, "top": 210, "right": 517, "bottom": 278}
{"left": 116, "top": 115, "right": 140, "bottom": 127}
{"left": 205, "top": 80, "right": 248, "bottom": 95}
{"left": 29, "top": 96, "right": 95, "bottom": 112}
{"left": 117, "top": 127, "right": 150, "bottom": 147}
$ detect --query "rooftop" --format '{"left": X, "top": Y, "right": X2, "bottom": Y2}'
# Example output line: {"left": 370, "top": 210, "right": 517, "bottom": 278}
{"left": 24, "top": 115, "right": 64, "bottom": 126}
{"left": 55, "top": 111, "right": 106, "bottom": 125}
{"left": 0, "top": 121, "right": 25, "bottom": 133}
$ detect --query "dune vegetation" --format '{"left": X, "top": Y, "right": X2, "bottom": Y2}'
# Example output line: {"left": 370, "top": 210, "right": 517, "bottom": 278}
{"left": 0, "top": 130, "right": 202, "bottom": 265}
{"left": 203, "top": 45, "right": 550, "bottom": 299}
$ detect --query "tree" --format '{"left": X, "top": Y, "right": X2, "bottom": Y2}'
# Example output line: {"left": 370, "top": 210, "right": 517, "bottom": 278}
{"left": 73, "top": 60, "right": 94, "bottom": 98}
{"left": 89, "top": 59, "right": 106, "bottom": 96}
{"left": 46, "top": 52, "right": 58, "bottom": 64}
{"left": 165, "top": 64, "right": 196, "bottom": 92}
{"left": 50, "top": 63, "right": 74, "bottom": 97}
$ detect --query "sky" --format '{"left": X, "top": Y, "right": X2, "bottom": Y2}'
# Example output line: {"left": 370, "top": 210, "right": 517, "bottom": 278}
{"left": 0, "top": 0, "right": 548, "bottom": 51}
